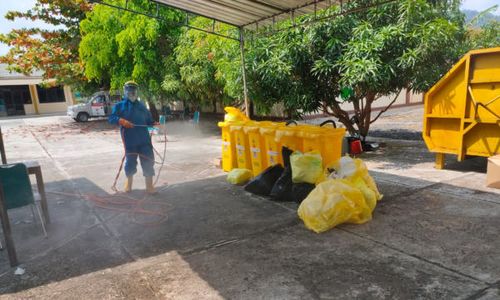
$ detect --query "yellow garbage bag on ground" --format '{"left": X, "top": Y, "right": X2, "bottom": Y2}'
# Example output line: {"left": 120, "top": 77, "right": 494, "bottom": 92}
{"left": 227, "top": 168, "right": 253, "bottom": 185}
{"left": 224, "top": 107, "right": 249, "bottom": 122}
{"left": 297, "top": 179, "right": 372, "bottom": 233}
{"left": 298, "top": 156, "right": 383, "bottom": 233}
{"left": 290, "top": 151, "right": 323, "bottom": 184}
{"left": 320, "top": 156, "right": 382, "bottom": 202}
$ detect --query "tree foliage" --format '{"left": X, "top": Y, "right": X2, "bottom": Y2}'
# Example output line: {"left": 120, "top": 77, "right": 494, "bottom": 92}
{"left": 79, "top": 0, "right": 183, "bottom": 117}
{"left": 467, "top": 20, "right": 500, "bottom": 49}
{"left": 163, "top": 18, "right": 242, "bottom": 112}
{"left": 3, "top": 0, "right": 497, "bottom": 137}
{"left": 79, "top": 0, "right": 182, "bottom": 94}
{"left": 0, "top": 0, "right": 92, "bottom": 90}
{"left": 248, "top": 0, "right": 467, "bottom": 138}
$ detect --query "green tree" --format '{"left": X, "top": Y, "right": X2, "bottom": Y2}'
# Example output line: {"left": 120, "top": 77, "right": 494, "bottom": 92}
{"left": 79, "top": 0, "right": 183, "bottom": 118}
{"left": 0, "top": 0, "right": 94, "bottom": 91}
{"left": 249, "top": 0, "right": 466, "bottom": 138}
{"left": 467, "top": 20, "right": 500, "bottom": 49}
{"left": 165, "top": 17, "right": 241, "bottom": 112}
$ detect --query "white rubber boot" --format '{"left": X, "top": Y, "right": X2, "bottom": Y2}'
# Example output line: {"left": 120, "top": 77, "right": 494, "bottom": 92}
{"left": 145, "top": 176, "right": 156, "bottom": 194}
{"left": 124, "top": 176, "right": 133, "bottom": 193}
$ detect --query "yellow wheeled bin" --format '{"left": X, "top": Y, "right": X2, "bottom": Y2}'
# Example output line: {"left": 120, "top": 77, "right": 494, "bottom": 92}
{"left": 275, "top": 122, "right": 305, "bottom": 153}
{"left": 224, "top": 106, "right": 249, "bottom": 122}
{"left": 218, "top": 121, "right": 237, "bottom": 172}
{"left": 230, "top": 122, "right": 252, "bottom": 170}
{"left": 218, "top": 106, "right": 249, "bottom": 172}
{"left": 243, "top": 121, "right": 270, "bottom": 176}
{"left": 260, "top": 122, "right": 285, "bottom": 167}
{"left": 300, "top": 120, "right": 346, "bottom": 166}
{"left": 423, "top": 47, "right": 500, "bottom": 169}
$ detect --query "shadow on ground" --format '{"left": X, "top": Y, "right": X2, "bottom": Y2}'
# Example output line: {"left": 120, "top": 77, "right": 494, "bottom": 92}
{"left": 1, "top": 167, "right": 500, "bottom": 298}
{"left": 362, "top": 138, "right": 488, "bottom": 173}
{"left": 369, "top": 129, "right": 423, "bottom": 141}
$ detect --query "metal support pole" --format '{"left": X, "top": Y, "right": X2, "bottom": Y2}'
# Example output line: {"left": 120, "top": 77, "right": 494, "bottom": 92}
{"left": 239, "top": 28, "right": 250, "bottom": 117}
{"left": 0, "top": 127, "right": 6, "bottom": 164}
{"left": 0, "top": 183, "right": 18, "bottom": 267}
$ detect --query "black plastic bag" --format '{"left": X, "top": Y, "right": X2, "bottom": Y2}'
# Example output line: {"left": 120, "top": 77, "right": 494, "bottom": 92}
{"left": 270, "top": 167, "right": 294, "bottom": 201}
{"left": 292, "top": 183, "right": 315, "bottom": 204}
{"left": 282, "top": 146, "right": 293, "bottom": 168}
{"left": 244, "top": 165, "right": 284, "bottom": 196}
{"left": 268, "top": 146, "right": 295, "bottom": 201}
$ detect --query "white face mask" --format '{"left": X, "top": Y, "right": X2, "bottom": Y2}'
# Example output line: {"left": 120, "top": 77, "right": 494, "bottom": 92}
{"left": 124, "top": 89, "right": 138, "bottom": 102}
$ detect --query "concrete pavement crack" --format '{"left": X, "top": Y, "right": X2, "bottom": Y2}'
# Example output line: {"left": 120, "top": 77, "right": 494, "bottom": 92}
{"left": 181, "top": 219, "right": 300, "bottom": 257}
{"left": 338, "top": 227, "right": 488, "bottom": 284}
{"left": 463, "top": 281, "right": 500, "bottom": 300}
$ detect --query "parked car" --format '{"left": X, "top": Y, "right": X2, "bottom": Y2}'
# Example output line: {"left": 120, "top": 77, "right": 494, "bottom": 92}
{"left": 67, "top": 91, "right": 121, "bottom": 122}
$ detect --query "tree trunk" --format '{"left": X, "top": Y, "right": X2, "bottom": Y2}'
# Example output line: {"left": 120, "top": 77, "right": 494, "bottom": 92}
{"left": 148, "top": 100, "right": 159, "bottom": 122}
{"left": 358, "top": 93, "right": 375, "bottom": 141}
{"left": 249, "top": 102, "right": 255, "bottom": 119}
{"left": 325, "top": 100, "right": 357, "bottom": 136}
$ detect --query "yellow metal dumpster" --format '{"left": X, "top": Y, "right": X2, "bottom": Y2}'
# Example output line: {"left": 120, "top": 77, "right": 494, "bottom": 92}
{"left": 423, "top": 47, "right": 500, "bottom": 169}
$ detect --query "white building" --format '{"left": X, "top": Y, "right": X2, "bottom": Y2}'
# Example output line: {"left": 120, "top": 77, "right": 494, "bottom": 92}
{"left": 0, "top": 64, "right": 75, "bottom": 117}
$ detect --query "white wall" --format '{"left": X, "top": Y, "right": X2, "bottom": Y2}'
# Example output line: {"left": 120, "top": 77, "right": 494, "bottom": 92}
{"left": 409, "top": 91, "right": 424, "bottom": 103}
{"left": 337, "top": 90, "right": 407, "bottom": 113}
{"left": 0, "top": 78, "right": 43, "bottom": 86}
{"left": 24, "top": 104, "right": 36, "bottom": 115}
{"left": 37, "top": 102, "right": 68, "bottom": 114}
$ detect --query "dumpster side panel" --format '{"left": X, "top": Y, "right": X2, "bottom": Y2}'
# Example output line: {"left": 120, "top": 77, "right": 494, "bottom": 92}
{"left": 424, "top": 47, "right": 500, "bottom": 162}
{"left": 423, "top": 59, "right": 467, "bottom": 155}
{"left": 470, "top": 52, "right": 500, "bottom": 84}
{"left": 428, "top": 64, "right": 467, "bottom": 117}
{"left": 428, "top": 119, "right": 462, "bottom": 153}
{"left": 464, "top": 124, "right": 500, "bottom": 157}
{"left": 469, "top": 83, "right": 500, "bottom": 121}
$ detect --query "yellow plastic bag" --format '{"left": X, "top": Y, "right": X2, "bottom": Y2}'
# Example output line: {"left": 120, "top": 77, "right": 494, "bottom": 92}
{"left": 224, "top": 107, "right": 249, "bottom": 122}
{"left": 297, "top": 179, "right": 373, "bottom": 233}
{"left": 290, "top": 151, "right": 323, "bottom": 184}
{"left": 319, "top": 156, "right": 382, "bottom": 202}
{"left": 227, "top": 168, "right": 253, "bottom": 185}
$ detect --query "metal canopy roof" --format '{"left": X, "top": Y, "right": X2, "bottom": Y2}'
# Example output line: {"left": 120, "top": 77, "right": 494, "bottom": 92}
{"left": 154, "top": 0, "right": 337, "bottom": 28}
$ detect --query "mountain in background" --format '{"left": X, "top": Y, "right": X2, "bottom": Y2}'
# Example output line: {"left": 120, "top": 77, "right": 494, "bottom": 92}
{"left": 462, "top": 8, "right": 500, "bottom": 27}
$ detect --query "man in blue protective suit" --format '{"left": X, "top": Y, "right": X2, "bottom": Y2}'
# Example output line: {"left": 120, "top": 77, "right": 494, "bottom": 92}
{"left": 109, "top": 81, "right": 156, "bottom": 194}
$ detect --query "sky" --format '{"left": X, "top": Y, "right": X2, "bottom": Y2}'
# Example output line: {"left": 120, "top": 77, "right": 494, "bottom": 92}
{"left": 0, "top": 0, "right": 499, "bottom": 56}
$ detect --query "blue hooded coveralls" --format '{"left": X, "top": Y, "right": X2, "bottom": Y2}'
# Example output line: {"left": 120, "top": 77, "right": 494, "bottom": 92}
{"left": 109, "top": 98, "right": 155, "bottom": 177}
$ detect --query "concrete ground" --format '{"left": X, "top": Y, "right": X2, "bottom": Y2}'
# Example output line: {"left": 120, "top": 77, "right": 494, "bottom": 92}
{"left": 0, "top": 106, "right": 499, "bottom": 299}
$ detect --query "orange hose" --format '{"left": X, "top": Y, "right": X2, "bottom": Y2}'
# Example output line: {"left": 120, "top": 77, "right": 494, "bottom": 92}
{"left": 48, "top": 191, "right": 171, "bottom": 226}
{"left": 51, "top": 123, "right": 169, "bottom": 226}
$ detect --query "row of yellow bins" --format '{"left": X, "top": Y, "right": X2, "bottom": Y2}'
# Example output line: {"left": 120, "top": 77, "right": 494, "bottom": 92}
{"left": 218, "top": 108, "right": 346, "bottom": 176}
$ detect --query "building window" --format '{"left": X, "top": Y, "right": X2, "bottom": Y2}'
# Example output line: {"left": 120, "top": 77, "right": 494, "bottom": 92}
{"left": 37, "top": 85, "right": 65, "bottom": 103}
{"left": 23, "top": 89, "right": 32, "bottom": 104}
{"left": 0, "top": 85, "right": 31, "bottom": 116}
